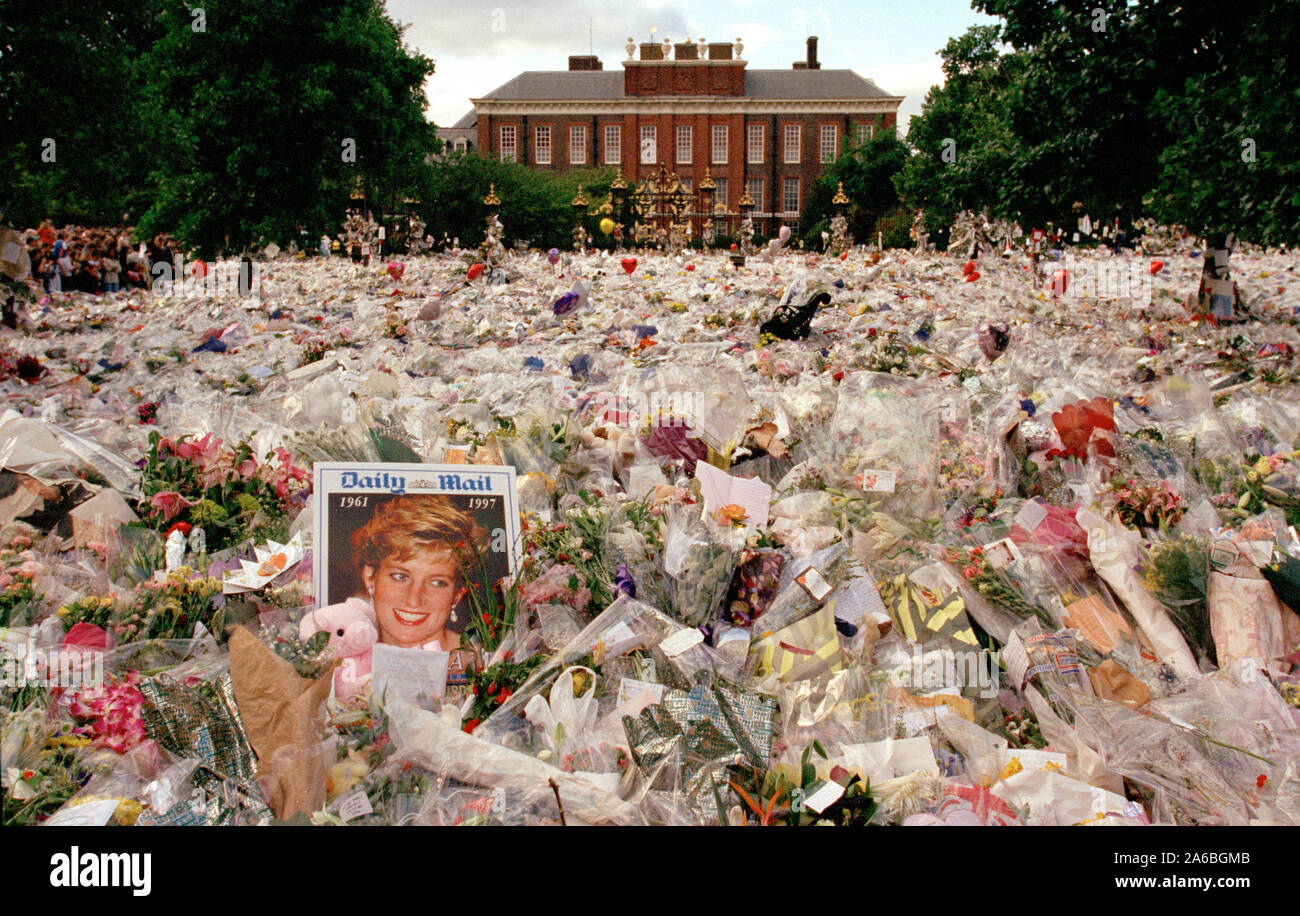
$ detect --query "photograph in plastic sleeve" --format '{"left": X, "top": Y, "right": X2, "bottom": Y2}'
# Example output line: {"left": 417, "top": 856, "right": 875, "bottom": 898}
{"left": 313, "top": 463, "right": 520, "bottom": 688}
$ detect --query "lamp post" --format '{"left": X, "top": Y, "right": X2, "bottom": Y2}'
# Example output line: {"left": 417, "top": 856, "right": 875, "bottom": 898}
{"left": 481, "top": 183, "right": 504, "bottom": 265}
{"left": 830, "top": 181, "right": 851, "bottom": 256}
{"left": 671, "top": 183, "right": 691, "bottom": 253}
{"left": 736, "top": 187, "right": 755, "bottom": 261}
{"left": 571, "top": 185, "right": 589, "bottom": 252}
{"left": 698, "top": 168, "right": 716, "bottom": 249}
{"left": 610, "top": 168, "right": 628, "bottom": 249}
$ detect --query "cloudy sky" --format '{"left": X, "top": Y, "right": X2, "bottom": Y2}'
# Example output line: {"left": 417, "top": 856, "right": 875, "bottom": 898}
{"left": 387, "top": 0, "right": 999, "bottom": 136}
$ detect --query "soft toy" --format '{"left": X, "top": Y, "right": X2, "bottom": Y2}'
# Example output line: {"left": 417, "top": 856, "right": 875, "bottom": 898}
{"left": 299, "top": 597, "right": 378, "bottom": 701}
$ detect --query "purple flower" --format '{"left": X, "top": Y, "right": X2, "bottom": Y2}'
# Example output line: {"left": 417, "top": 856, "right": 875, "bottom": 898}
{"left": 641, "top": 424, "right": 708, "bottom": 475}
{"left": 207, "top": 555, "right": 243, "bottom": 580}
{"left": 614, "top": 563, "right": 636, "bottom": 599}
{"left": 553, "top": 291, "right": 580, "bottom": 315}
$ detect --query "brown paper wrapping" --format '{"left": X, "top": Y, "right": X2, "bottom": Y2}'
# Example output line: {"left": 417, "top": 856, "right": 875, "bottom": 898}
{"left": 1065, "top": 595, "right": 1132, "bottom": 656}
{"left": 228, "top": 626, "right": 338, "bottom": 820}
{"left": 1077, "top": 508, "right": 1199, "bottom": 678}
{"left": 1208, "top": 569, "right": 1288, "bottom": 673}
{"left": 1087, "top": 660, "right": 1152, "bottom": 709}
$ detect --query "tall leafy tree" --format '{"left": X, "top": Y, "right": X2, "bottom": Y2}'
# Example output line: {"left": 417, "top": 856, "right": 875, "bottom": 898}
{"left": 1145, "top": 0, "right": 1300, "bottom": 244}
{"left": 893, "top": 25, "right": 1025, "bottom": 235}
{"left": 972, "top": 0, "right": 1299, "bottom": 243}
{"left": 0, "top": 0, "right": 163, "bottom": 225}
{"left": 139, "top": 0, "right": 437, "bottom": 255}
{"left": 969, "top": 1, "right": 1161, "bottom": 226}
{"left": 802, "top": 130, "right": 910, "bottom": 247}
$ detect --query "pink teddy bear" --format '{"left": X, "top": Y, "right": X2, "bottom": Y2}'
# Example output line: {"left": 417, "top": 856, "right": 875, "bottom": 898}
{"left": 299, "top": 597, "right": 378, "bottom": 701}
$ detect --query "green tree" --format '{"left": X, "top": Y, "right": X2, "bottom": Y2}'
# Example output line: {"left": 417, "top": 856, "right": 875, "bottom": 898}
{"left": 138, "top": 0, "right": 437, "bottom": 256}
{"left": 420, "top": 153, "right": 618, "bottom": 252}
{"left": 972, "top": 0, "right": 1299, "bottom": 244}
{"left": 802, "top": 130, "right": 910, "bottom": 248}
{"left": 893, "top": 25, "right": 1025, "bottom": 237}
{"left": 1145, "top": 0, "right": 1300, "bottom": 244}
{"left": 973, "top": 2, "right": 1174, "bottom": 226}
{"left": 0, "top": 0, "right": 163, "bottom": 226}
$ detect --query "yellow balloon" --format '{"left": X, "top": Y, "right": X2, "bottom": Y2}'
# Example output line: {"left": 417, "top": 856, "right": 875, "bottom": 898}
{"left": 599, "top": 218, "right": 615, "bottom": 235}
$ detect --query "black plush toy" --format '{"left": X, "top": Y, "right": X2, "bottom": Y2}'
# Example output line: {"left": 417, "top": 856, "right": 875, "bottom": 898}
{"left": 759, "top": 290, "right": 831, "bottom": 340}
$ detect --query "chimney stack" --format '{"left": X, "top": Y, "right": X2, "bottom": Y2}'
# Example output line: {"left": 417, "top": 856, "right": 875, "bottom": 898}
{"left": 807, "top": 36, "right": 819, "bottom": 70}
{"left": 568, "top": 55, "right": 602, "bottom": 71}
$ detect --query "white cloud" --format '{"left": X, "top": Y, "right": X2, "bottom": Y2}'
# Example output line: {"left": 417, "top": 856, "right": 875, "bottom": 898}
{"left": 722, "top": 21, "right": 784, "bottom": 58}
{"left": 391, "top": 0, "right": 703, "bottom": 124}
{"left": 851, "top": 59, "right": 945, "bottom": 137}
{"left": 407, "top": 1, "right": 948, "bottom": 134}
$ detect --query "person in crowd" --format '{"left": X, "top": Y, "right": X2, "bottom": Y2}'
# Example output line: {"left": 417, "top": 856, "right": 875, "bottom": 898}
{"left": 102, "top": 249, "right": 121, "bottom": 293}
{"left": 125, "top": 244, "right": 148, "bottom": 289}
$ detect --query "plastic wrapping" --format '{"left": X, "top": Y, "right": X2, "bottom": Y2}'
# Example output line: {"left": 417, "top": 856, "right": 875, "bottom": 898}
{"left": 4, "top": 241, "right": 1300, "bottom": 828}
{"left": 1077, "top": 507, "right": 1200, "bottom": 678}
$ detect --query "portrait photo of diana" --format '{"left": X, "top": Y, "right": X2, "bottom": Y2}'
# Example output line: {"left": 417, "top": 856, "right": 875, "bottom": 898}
{"left": 324, "top": 492, "right": 510, "bottom": 683}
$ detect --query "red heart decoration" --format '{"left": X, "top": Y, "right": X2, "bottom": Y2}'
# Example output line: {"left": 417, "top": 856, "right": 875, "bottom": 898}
{"left": 964, "top": 271, "right": 981, "bottom": 282}
{"left": 963, "top": 260, "right": 977, "bottom": 276}
{"left": 685, "top": 264, "right": 695, "bottom": 272}
{"left": 1148, "top": 260, "right": 1164, "bottom": 275}
{"left": 621, "top": 258, "right": 638, "bottom": 275}
{"left": 467, "top": 263, "right": 484, "bottom": 281}
{"left": 840, "top": 251, "right": 849, "bottom": 261}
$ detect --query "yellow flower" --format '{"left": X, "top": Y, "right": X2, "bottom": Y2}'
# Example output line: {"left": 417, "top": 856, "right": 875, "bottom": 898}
{"left": 45, "top": 734, "right": 92, "bottom": 749}
{"left": 113, "top": 799, "right": 143, "bottom": 826}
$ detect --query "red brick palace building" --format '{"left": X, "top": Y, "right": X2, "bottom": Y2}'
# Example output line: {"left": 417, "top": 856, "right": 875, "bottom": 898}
{"left": 440, "top": 37, "right": 902, "bottom": 233}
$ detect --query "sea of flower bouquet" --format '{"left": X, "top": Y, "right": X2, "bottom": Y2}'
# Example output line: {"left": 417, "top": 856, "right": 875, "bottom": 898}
{"left": 3, "top": 244, "right": 1300, "bottom": 831}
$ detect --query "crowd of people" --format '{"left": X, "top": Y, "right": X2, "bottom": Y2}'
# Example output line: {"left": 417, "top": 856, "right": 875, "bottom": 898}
{"left": 23, "top": 222, "right": 185, "bottom": 296}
